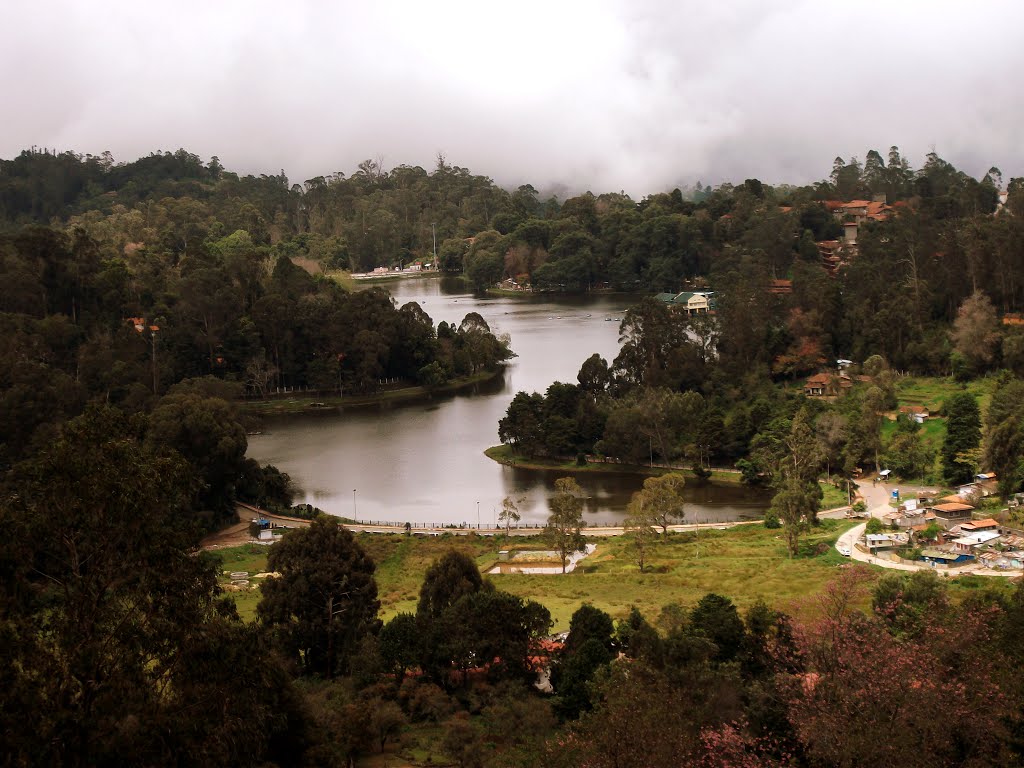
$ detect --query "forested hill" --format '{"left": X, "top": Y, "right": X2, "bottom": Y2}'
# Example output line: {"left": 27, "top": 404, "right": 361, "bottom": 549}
{"left": 3, "top": 146, "right": 1024, "bottom": 375}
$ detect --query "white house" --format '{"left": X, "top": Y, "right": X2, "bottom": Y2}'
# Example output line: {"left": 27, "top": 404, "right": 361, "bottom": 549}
{"left": 952, "top": 530, "right": 1001, "bottom": 554}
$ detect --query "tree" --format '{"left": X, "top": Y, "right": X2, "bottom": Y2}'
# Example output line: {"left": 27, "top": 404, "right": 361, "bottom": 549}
{"left": 690, "top": 593, "right": 745, "bottom": 664}
{"left": 499, "top": 391, "right": 546, "bottom": 456}
{"left": 417, "top": 549, "right": 485, "bottom": 620}
{"left": 428, "top": 590, "right": 552, "bottom": 686}
{"left": 0, "top": 405, "right": 309, "bottom": 766}
{"left": 554, "top": 604, "right": 618, "bottom": 719}
{"left": 768, "top": 409, "right": 823, "bottom": 556}
{"left": 984, "top": 374, "right": 1024, "bottom": 499}
{"left": 545, "top": 477, "right": 587, "bottom": 573}
{"left": 257, "top": 516, "right": 381, "bottom": 677}
{"left": 770, "top": 475, "right": 818, "bottom": 558}
{"left": 145, "top": 391, "right": 248, "bottom": 522}
{"left": 882, "top": 416, "right": 933, "bottom": 480}
{"left": 942, "top": 391, "right": 982, "bottom": 485}
{"left": 577, "top": 353, "right": 611, "bottom": 393}
{"left": 623, "top": 491, "right": 658, "bottom": 570}
{"left": 950, "top": 290, "right": 1001, "bottom": 372}
{"left": 637, "top": 471, "right": 687, "bottom": 533}
{"left": 498, "top": 494, "right": 523, "bottom": 533}
{"left": 379, "top": 612, "right": 421, "bottom": 686}
{"left": 366, "top": 698, "right": 406, "bottom": 753}
{"left": 871, "top": 570, "right": 948, "bottom": 638}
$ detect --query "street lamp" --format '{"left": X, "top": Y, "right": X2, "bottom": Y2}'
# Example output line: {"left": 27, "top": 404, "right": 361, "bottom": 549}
{"left": 353, "top": 489, "right": 357, "bottom": 522}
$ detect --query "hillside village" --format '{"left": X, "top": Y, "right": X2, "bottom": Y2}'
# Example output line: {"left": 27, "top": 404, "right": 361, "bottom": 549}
{"left": 851, "top": 472, "right": 1024, "bottom": 571}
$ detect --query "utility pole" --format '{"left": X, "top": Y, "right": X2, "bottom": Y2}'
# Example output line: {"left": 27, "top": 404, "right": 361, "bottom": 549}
{"left": 431, "top": 223, "right": 437, "bottom": 267}
{"left": 476, "top": 500, "right": 480, "bottom": 529}
{"left": 352, "top": 489, "right": 357, "bottom": 521}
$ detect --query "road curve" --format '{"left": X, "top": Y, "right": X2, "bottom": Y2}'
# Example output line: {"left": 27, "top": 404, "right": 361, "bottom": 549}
{"left": 834, "top": 477, "right": 1015, "bottom": 578}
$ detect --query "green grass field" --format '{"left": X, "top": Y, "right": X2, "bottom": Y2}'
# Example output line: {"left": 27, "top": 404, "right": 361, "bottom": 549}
{"left": 819, "top": 481, "right": 850, "bottom": 509}
{"left": 210, "top": 521, "right": 862, "bottom": 629}
{"left": 895, "top": 375, "right": 996, "bottom": 415}
{"left": 880, "top": 414, "right": 947, "bottom": 451}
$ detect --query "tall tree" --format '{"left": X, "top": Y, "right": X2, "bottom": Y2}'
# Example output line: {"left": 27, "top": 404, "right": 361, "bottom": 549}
{"left": 984, "top": 375, "right": 1024, "bottom": 498}
{"left": 545, "top": 477, "right": 587, "bottom": 573}
{"left": 942, "top": 391, "right": 982, "bottom": 485}
{"left": 623, "top": 491, "right": 658, "bottom": 570}
{"left": 770, "top": 408, "right": 823, "bottom": 556}
{"left": 257, "top": 516, "right": 381, "bottom": 677}
{"left": 417, "top": 549, "right": 484, "bottom": 620}
{"left": 950, "top": 289, "right": 1001, "bottom": 373}
{"left": 636, "top": 471, "right": 687, "bottom": 533}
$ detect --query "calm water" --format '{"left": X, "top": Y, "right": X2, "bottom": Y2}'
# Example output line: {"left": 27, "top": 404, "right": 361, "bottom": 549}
{"left": 246, "top": 277, "right": 768, "bottom": 526}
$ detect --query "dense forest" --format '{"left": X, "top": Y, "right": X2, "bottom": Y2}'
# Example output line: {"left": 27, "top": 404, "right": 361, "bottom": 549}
{"left": 5, "top": 146, "right": 1024, "bottom": 765}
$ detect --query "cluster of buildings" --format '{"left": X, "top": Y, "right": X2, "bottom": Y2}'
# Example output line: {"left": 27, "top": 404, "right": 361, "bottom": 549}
{"left": 867, "top": 476, "right": 1024, "bottom": 570}
{"left": 816, "top": 197, "right": 900, "bottom": 274}
{"left": 352, "top": 261, "right": 435, "bottom": 279}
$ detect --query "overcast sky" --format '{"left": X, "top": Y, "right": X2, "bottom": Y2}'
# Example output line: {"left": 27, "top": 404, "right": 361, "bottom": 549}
{"left": 2, "top": 1, "right": 1021, "bottom": 196}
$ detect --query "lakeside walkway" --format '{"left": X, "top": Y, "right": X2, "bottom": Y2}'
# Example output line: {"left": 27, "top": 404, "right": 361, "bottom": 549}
{"left": 202, "top": 502, "right": 770, "bottom": 549}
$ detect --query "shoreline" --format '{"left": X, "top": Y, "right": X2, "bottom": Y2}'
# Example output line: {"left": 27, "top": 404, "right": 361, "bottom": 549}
{"left": 483, "top": 444, "right": 745, "bottom": 483}
{"left": 240, "top": 368, "right": 504, "bottom": 417}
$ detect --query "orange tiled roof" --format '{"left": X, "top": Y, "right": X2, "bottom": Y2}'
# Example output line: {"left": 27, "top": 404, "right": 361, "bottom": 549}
{"left": 933, "top": 502, "right": 975, "bottom": 513}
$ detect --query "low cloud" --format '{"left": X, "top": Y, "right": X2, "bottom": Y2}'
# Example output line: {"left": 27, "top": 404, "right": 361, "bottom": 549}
{"left": 1, "top": 0, "right": 1020, "bottom": 196}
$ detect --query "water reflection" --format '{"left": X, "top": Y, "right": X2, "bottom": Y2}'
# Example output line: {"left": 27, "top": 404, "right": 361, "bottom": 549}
{"left": 247, "top": 277, "right": 768, "bottom": 526}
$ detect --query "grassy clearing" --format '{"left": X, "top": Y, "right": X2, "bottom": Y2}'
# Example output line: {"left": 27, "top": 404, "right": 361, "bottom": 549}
{"left": 819, "top": 481, "right": 850, "bottom": 509}
{"left": 212, "top": 522, "right": 1009, "bottom": 631}
{"left": 323, "top": 270, "right": 356, "bottom": 291}
{"left": 492, "top": 521, "right": 859, "bottom": 628}
{"left": 208, "top": 543, "right": 274, "bottom": 621}
{"left": 895, "top": 375, "right": 996, "bottom": 415}
{"left": 212, "top": 524, "right": 864, "bottom": 629}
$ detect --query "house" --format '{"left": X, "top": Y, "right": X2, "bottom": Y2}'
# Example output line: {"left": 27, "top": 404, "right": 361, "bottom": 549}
{"left": 899, "top": 405, "right": 929, "bottom": 424}
{"left": 865, "top": 532, "right": 909, "bottom": 552}
{"left": 957, "top": 483, "right": 986, "bottom": 502}
{"left": 979, "top": 551, "right": 1024, "bottom": 569}
{"left": 804, "top": 372, "right": 833, "bottom": 397}
{"left": 657, "top": 291, "right": 716, "bottom": 315}
{"left": 952, "top": 530, "right": 1001, "bottom": 554}
{"left": 975, "top": 472, "right": 998, "bottom": 495}
{"left": 958, "top": 518, "right": 1000, "bottom": 534}
{"left": 920, "top": 548, "right": 973, "bottom": 566}
{"left": 931, "top": 502, "right": 975, "bottom": 530}
{"left": 883, "top": 511, "right": 904, "bottom": 527}
{"left": 932, "top": 501, "right": 975, "bottom": 515}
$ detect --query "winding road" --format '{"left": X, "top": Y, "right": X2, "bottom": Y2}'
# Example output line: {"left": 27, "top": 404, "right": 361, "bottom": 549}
{"left": 834, "top": 476, "right": 1014, "bottom": 578}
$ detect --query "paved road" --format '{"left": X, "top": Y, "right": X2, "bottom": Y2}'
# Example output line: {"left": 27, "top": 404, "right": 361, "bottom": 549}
{"left": 834, "top": 476, "right": 1014, "bottom": 578}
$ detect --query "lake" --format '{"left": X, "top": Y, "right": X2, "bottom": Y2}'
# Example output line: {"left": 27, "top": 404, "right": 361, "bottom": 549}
{"left": 246, "top": 276, "right": 768, "bottom": 526}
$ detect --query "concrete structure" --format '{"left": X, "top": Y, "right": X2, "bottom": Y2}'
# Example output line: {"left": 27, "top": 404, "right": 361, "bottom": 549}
{"left": 656, "top": 290, "right": 715, "bottom": 315}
